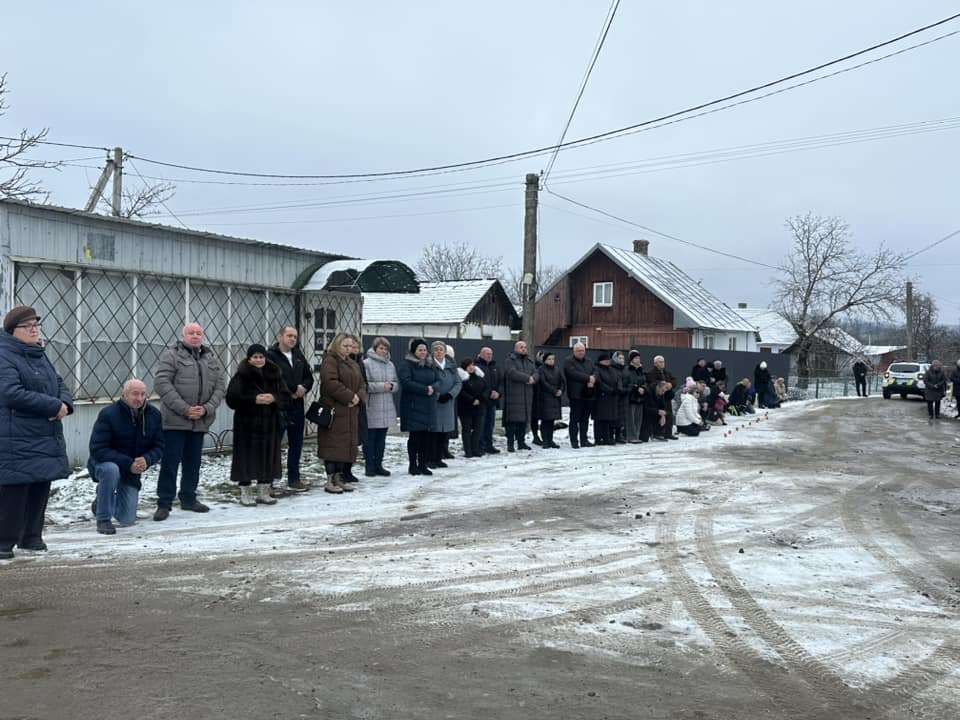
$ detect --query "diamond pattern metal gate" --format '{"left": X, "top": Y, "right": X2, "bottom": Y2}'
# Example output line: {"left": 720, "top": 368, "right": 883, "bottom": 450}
{"left": 13, "top": 262, "right": 297, "bottom": 401}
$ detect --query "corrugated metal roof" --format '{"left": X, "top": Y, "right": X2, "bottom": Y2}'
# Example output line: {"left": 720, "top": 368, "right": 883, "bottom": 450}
{"left": 597, "top": 244, "right": 756, "bottom": 332}
{"left": 735, "top": 307, "right": 799, "bottom": 346}
{"left": 1, "top": 197, "right": 341, "bottom": 258}
{"left": 363, "top": 279, "right": 503, "bottom": 324}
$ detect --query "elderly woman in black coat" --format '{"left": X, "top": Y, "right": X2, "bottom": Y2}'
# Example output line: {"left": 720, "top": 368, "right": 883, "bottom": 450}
{"left": 226, "top": 344, "right": 291, "bottom": 506}
{"left": 0, "top": 306, "right": 73, "bottom": 559}
{"left": 535, "top": 351, "right": 565, "bottom": 448}
{"left": 398, "top": 338, "right": 440, "bottom": 475}
{"left": 924, "top": 359, "right": 948, "bottom": 419}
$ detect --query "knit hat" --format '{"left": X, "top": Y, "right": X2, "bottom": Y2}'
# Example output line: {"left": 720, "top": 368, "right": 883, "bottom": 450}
{"left": 628, "top": 349, "right": 641, "bottom": 361}
{"left": 410, "top": 338, "right": 428, "bottom": 354}
{"left": 3, "top": 305, "right": 40, "bottom": 334}
{"left": 760, "top": 361, "right": 767, "bottom": 369}
{"left": 542, "top": 350, "right": 556, "bottom": 362}
{"left": 246, "top": 343, "right": 267, "bottom": 358}
{"left": 713, "top": 360, "right": 722, "bottom": 368}
{"left": 597, "top": 352, "right": 611, "bottom": 363}
{"left": 685, "top": 377, "right": 696, "bottom": 391}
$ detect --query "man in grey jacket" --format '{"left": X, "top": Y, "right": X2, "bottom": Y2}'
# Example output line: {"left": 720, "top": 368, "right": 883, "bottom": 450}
{"left": 152, "top": 323, "right": 226, "bottom": 520}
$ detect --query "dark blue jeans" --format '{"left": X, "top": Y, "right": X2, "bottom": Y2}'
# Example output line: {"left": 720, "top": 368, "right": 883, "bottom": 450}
{"left": 363, "top": 427, "right": 388, "bottom": 471}
{"left": 482, "top": 402, "right": 498, "bottom": 451}
{"left": 156, "top": 430, "right": 205, "bottom": 509}
{"left": 280, "top": 402, "right": 305, "bottom": 483}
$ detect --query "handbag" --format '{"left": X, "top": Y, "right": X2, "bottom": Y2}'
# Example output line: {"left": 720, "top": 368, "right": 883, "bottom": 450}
{"left": 305, "top": 401, "right": 335, "bottom": 429}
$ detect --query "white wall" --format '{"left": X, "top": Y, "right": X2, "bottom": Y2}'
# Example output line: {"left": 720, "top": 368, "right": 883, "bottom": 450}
{"left": 362, "top": 323, "right": 513, "bottom": 341}
{"left": 690, "top": 329, "right": 757, "bottom": 353}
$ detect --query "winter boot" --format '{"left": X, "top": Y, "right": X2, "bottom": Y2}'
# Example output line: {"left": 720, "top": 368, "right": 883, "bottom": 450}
{"left": 332, "top": 473, "right": 355, "bottom": 492}
{"left": 239, "top": 485, "right": 257, "bottom": 507}
{"left": 324, "top": 475, "right": 344, "bottom": 493}
{"left": 256, "top": 484, "right": 277, "bottom": 505}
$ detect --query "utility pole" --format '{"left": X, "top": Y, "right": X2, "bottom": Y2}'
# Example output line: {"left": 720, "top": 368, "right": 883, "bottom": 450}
{"left": 83, "top": 146, "right": 123, "bottom": 215}
{"left": 111, "top": 147, "right": 123, "bottom": 216}
{"left": 905, "top": 280, "right": 914, "bottom": 360}
{"left": 521, "top": 173, "right": 539, "bottom": 350}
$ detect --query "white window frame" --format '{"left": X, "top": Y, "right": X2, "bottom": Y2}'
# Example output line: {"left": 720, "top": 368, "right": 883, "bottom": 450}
{"left": 569, "top": 335, "right": 589, "bottom": 348}
{"left": 728, "top": 337, "right": 737, "bottom": 351}
{"left": 592, "top": 281, "right": 613, "bottom": 307}
{"left": 703, "top": 335, "right": 715, "bottom": 349}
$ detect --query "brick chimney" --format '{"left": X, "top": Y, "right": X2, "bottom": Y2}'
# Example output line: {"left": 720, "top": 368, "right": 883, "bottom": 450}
{"left": 633, "top": 239, "right": 649, "bottom": 256}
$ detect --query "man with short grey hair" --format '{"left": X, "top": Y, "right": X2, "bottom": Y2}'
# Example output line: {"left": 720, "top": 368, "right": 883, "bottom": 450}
{"left": 88, "top": 379, "right": 164, "bottom": 534}
{"left": 267, "top": 325, "right": 313, "bottom": 492}
{"left": 563, "top": 342, "right": 596, "bottom": 448}
{"left": 153, "top": 323, "right": 225, "bottom": 521}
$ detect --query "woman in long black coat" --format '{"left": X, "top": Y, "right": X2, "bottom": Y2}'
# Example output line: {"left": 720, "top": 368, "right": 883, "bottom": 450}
{"left": 535, "top": 351, "right": 565, "bottom": 448}
{"left": 457, "top": 357, "right": 487, "bottom": 457}
{"left": 226, "top": 344, "right": 291, "bottom": 506}
{"left": 593, "top": 353, "right": 623, "bottom": 445}
{"left": 398, "top": 338, "right": 440, "bottom": 475}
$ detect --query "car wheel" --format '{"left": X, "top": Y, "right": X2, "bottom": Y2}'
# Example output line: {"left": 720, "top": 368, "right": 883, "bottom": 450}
{"left": 900, "top": 393, "right": 908, "bottom": 399}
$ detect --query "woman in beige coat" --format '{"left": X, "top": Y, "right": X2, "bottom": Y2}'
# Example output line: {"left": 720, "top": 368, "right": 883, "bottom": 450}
{"left": 317, "top": 333, "right": 367, "bottom": 494}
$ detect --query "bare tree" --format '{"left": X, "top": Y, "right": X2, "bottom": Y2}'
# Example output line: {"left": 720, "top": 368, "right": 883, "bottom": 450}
{"left": 95, "top": 179, "right": 176, "bottom": 219}
{"left": 414, "top": 241, "right": 502, "bottom": 282}
{"left": 501, "top": 263, "right": 564, "bottom": 307}
{"left": 0, "top": 73, "right": 61, "bottom": 201}
{"left": 909, "top": 291, "right": 937, "bottom": 362}
{"left": 774, "top": 213, "right": 904, "bottom": 386}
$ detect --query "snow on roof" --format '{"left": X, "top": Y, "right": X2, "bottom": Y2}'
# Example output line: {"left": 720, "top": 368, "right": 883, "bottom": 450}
{"left": 597, "top": 244, "right": 756, "bottom": 332}
{"left": 814, "top": 326, "right": 866, "bottom": 356}
{"left": 735, "top": 307, "right": 798, "bottom": 346}
{"left": 363, "top": 278, "right": 509, "bottom": 325}
{"left": 861, "top": 344, "right": 907, "bottom": 356}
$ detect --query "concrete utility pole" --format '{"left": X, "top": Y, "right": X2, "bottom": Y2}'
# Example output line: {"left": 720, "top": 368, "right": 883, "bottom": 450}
{"left": 521, "top": 173, "right": 539, "bottom": 349}
{"left": 905, "top": 281, "right": 914, "bottom": 360}
{"left": 111, "top": 147, "right": 123, "bottom": 216}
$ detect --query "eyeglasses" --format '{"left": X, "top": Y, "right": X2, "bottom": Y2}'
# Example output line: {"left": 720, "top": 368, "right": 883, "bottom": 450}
{"left": 15, "top": 322, "right": 42, "bottom": 330}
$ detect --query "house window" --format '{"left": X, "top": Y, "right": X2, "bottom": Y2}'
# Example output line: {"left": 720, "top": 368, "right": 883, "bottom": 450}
{"left": 315, "top": 308, "right": 337, "bottom": 352}
{"left": 569, "top": 336, "right": 589, "bottom": 348}
{"left": 592, "top": 282, "right": 613, "bottom": 307}
{"left": 703, "top": 335, "right": 715, "bottom": 349}
{"left": 728, "top": 337, "right": 737, "bottom": 351}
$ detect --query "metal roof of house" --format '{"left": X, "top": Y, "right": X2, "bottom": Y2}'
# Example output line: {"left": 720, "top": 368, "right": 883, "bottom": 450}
{"left": 735, "top": 307, "right": 799, "bottom": 346}
{"left": 814, "top": 326, "right": 866, "bottom": 356}
{"left": 363, "top": 278, "right": 514, "bottom": 325}
{"left": 861, "top": 344, "right": 907, "bottom": 356}
{"left": 577, "top": 244, "right": 756, "bottom": 332}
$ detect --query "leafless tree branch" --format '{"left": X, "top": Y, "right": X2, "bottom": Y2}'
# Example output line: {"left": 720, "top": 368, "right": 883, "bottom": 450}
{"left": 0, "top": 73, "right": 61, "bottom": 202}
{"left": 501, "top": 264, "right": 564, "bottom": 307}
{"left": 414, "top": 241, "right": 502, "bottom": 282}
{"left": 97, "top": 180, "right": 176, "bottom": 219}
{"left": 774, "top": 212, "right": 905, "bottom": 383}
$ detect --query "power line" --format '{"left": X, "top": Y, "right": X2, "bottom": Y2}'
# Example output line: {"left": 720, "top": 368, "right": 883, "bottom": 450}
{"left": 543, "top": 186, "right": 780, "bottom": 270}
{"left": 14, "top": 11, "right": 949, "bottom": 183}
{"left": 903, "top": 227, "right": 960, "bottom": 260}
{"left": 542, "top": 0, "right": 620, "bottom": 185}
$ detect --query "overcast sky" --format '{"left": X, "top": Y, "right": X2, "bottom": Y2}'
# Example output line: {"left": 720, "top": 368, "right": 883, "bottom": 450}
{"left": 3, "top": 1, "right": 958, "bottom": 322}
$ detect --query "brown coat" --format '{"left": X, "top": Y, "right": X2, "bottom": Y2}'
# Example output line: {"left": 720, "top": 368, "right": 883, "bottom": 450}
{"left": 316, "top": 351, "right": 367, "bottom": 463}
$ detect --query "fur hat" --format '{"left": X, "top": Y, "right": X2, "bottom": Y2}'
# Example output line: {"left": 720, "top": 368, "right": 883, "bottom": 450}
{"left": 3, "top": 305, "right": 40, "bottom": 334}
{"left": 628, "top": 349, "right": 642, "bottom": 362}
{"left": 597, "top": 352, "right": 612, "bottom": 363}
{"left": 760, "top": 361, "right": 768, "bottom": 369}
{"left": 713, "top": 360, "right": 722, "bottom": 368}
{"left": 542, "top": 350, "right": 556, "bottom": 362}
{"left": 246, "top": 343, "right": 267, "bottom": 358}
{"left": 410, "top": 338, "right": 428, "bottom": 354}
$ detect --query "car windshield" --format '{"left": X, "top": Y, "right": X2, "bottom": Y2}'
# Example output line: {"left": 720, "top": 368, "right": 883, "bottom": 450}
{"left": 889, "top": 363, "right": 920, "bottom": 373}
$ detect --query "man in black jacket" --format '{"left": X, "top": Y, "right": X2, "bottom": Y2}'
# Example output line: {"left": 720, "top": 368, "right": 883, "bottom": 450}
{"left": 852, "top": 358, "right": 869, "bottom": 397}
{"left": 475, "top": 347, "right": 502, "bottom": 454}
{"left": 563, "top": 342, "right": 596, "bottom": 448}
{"left": 267, "top": 325, "right": 314, "bottom": 491}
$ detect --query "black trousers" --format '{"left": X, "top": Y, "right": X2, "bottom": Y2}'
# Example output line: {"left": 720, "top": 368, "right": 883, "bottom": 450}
{"left": 568, "top": 398, "right": 593, "bottom": 445}
{"left": 927, "top": 399, "right": 942, "bottom": 418}
{"left": 594, "top": 420, "right": 615, "bottom": 445}
{"left": 677, "top": 423, "right": 701, "bottom": 437}
{"left": 855, "top": 376, "right": 867, "bottom": 397}
{"left": 407, "top": 431, "right": 430, "bottom": 469}
{"left": 460, "top": 407, "right": 485, "bottom": 456}
{"left": 0, "top": 481, "right": 51, "bottom": 551}
{"left": 541, "top": 419, "right": 556, "bottom": 445}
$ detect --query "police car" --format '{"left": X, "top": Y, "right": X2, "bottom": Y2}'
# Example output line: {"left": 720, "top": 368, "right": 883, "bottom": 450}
{"left": 881, "top": 360, "right": 930, "bottom": 399}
